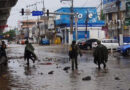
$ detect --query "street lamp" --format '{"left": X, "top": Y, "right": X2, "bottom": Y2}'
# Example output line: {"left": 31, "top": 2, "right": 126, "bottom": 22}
{"left": 60, "top": 0, "right": 74, "bottom": 44}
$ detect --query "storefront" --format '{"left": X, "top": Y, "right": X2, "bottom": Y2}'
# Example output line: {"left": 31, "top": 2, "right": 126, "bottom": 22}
{"left": 55, "top": 7, "right": 105, "bottom": 44}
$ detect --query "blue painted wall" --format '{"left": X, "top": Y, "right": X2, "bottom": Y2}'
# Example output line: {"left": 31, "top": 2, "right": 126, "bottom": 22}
{"left": 73, "top": 31, "right": 90, "bottom": 40}
{"left": 55, "top": 7, "right": 105, "bottom": 27}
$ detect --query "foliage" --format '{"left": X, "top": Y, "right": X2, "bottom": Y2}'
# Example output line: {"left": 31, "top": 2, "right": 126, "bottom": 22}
{"left": 100, "top": 10, "right": 105, "bottom": 20}
{"left": 0, "top": 30, "right": 16, "bottom": 41}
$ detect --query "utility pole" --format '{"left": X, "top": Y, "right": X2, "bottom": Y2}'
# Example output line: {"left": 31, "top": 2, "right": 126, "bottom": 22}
{"left": 85, "top": 10, "right": 89, "bottom": 39}
{"left": 75, "top": 14, "right": 78, "bottom": 41}
{"left": 70, "top": 0, "right": 74, "bottom": 34}
{"left": 42, "top": 0, "right": 45, "bottom": 12}
{"left": 42, "top": 0, "right": 46, "bottom": 39}
{"left": 26, "top": 6, "right": 29, "bottom": 40}
{"left": 70, "top": 0, "right": 74, "bottom": 43}
{"left": 116, "top": 0, "right": 123, "bottom": 45}
{"left": 60, "top": 0, "right": 74, "bottom": 44}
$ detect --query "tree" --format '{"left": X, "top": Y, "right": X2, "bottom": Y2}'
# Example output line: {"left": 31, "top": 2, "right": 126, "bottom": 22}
{"left": 1, "top": 30, "right": 16, "bottom": 41}
{"left": 100, "top": 10, "right": 105, "bottom": 20}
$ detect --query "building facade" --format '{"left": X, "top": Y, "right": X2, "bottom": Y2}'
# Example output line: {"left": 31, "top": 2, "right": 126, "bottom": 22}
{"left": 20, "top": 19, "right": 43, "bottom": 40}
{"left": 20, "top": 16, "right": 55, "bottom": 44}
{"left": 103, "top": 0, "right": 130, "bottom": 43}
{"left": 55, "top": 7, "right": 105, "bottom": 44}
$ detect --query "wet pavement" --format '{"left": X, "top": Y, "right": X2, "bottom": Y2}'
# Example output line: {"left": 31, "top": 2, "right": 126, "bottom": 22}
{"left": 0, "top": 44, "right": 130, "bottom": 90}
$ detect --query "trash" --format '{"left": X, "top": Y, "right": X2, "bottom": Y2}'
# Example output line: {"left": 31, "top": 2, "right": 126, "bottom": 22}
{"left": 40, "top": 72, "right": 43, "bottom": 75}
{"left": 115, "top": 77, "right": 120, "bottom": 80}
{"left": 40, "top": 62, "right": 52, "bottom": 65}
{"left": 82, "top": 76, "right": 91, "bottom": 81}
{"left": 63, "top": 66, "right": 70, "bottom": 71}
{"left": 65, "top": 70, "right": 69, "bottom": 73}
{"left": 48, "top": 71, "right": 54, "bottom": 74}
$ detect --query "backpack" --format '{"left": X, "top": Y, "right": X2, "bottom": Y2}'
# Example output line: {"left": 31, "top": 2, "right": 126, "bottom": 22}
{"left": 69, "top": 45, "right": 78, "bottom": 59}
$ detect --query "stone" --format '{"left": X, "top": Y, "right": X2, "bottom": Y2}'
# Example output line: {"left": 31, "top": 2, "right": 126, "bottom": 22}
{"left": 63, "top": 66, "right": 70, "bottom": 71}
{"left": 82, "top": 76, "right": 91, "bottom": 81}
{"left": 41, "top": 72, "right": 43, "bottom": 75}
{"left": 48, "top": 71, "right": 54, "bottom": 74}
{"left": 115, "top": 77, "right": 120, "bottom": 80}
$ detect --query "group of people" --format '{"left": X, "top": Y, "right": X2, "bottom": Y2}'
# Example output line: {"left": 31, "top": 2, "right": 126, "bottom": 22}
{"left": 0, "top": 39, "right": 108, "bottom": 70}
{"left": 24, "top": 39, "right": 108, "bottom": 70}
{"left": 69, "top": 40, "right": 108, "bottom": 71}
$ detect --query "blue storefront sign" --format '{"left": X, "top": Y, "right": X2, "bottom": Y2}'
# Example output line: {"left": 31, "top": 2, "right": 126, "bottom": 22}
{"left": 55, "top": 7, "right": 105, "bottom": 42}
{"left": 32, "top": 11, "right": 44, "bottom": 16}
{"left": 55, "top": 7, "right": 105, "bottom": 27}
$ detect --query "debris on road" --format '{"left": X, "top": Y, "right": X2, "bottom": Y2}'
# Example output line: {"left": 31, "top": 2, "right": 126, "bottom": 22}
{"left": 39, "top": 62, "right": 52, "bottom": 65}
{"left": 48, "top": 71, "right": 54, "bottom": 74}
{"left": 63, "top": 66, "right": 70, "bottom": 71}
{"left": 82, "top": 76, "right": 91, "bottom": 81}
{"left": 115, "top": 77, "right": 120, "bottom": 80}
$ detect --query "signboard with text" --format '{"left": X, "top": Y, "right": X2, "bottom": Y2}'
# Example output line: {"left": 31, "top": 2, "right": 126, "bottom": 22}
{"left": 55, "top": 7, "right": 105, "bottom": 27}
{"left": 103, "top": 0, "right": 126, "bottom": 13}
{"left": 32, "top": 11, "right": 44, "bottom": 16}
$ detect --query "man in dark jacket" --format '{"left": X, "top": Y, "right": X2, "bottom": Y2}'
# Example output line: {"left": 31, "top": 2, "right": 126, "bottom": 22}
{"left": 24, "top": 40, "right": 37, "bottom": 65}
{"left": 1, "top": 41, "right": 7, "bottom": 57}
{"left": 69, "top": 40, "right": 82, "bottom": 71}
{"left": 0, "top": 41, "right": 8, "bottom": 65}
{"left": 93, "top": 41, "right": 108, "bottom": 70}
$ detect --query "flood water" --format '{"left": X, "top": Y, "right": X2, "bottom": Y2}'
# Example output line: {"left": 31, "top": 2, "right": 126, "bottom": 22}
{"left": 0, "top": 44, "right": 130, "bottom": 90}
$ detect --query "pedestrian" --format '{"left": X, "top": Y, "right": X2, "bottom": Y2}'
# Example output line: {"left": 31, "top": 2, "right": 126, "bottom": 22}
{"left": 69, "top": 40, "right": 82, "bottom": 71}
{"left": 1, "top": 41, "right": 7, "bottom": 58}
{"left": 0, "top": 41, "right": 8, "bottom": 65}
{"left": 93, "top": 40, "right": 108, "bottom": 70}
{"left": 24, "top": 40, "right": 37, "bottom": 65}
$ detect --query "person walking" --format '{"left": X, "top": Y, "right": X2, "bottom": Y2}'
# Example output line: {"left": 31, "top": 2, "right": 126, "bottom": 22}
{"left": 24, "top": 40, "right": 37, "bottom": 65}
{"left": 69, "top": 40, "right": 82, "bottom": 71}
{"left": 1, "top": 41, "right": 7, "bottom": 57}
{"left": 0, "top": 41, "right": 8, "bottom": 65}
{"left": 93, "top": 41, "right": 108, "bottom": 70}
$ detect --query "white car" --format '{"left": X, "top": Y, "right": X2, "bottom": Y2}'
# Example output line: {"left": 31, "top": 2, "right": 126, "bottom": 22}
{"left": 101, "top": 39, "right": 119, "bottom": 50}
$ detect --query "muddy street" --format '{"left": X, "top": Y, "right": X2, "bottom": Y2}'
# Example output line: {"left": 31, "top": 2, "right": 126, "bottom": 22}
{"left": 0, "top": 44, "right": 130, "bottom": 90}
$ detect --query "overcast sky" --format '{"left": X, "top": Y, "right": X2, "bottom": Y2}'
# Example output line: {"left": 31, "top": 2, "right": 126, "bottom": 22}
{"left": 7, "top": 0, "right": 101, "bottom": 29}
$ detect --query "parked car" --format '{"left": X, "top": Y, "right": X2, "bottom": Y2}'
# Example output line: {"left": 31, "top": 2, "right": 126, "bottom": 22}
{"left": 41, "top": 38, "right": 50, "bottom": 45}
{"left": 77, "top": 38, "right": 88, "bottom": 48}
{"left": 101, "top": 39, "right": 119, "bottom": 50}
{"left": 117, "top": 44, "right": 130, "bottom": 56}
{"left": 78, "top": 38, "right": 99, "bottom": 50}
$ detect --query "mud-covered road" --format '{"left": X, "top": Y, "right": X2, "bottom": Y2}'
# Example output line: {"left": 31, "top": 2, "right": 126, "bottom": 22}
{"left": 0, "top": 44, "right": 130, "bottom": 90}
